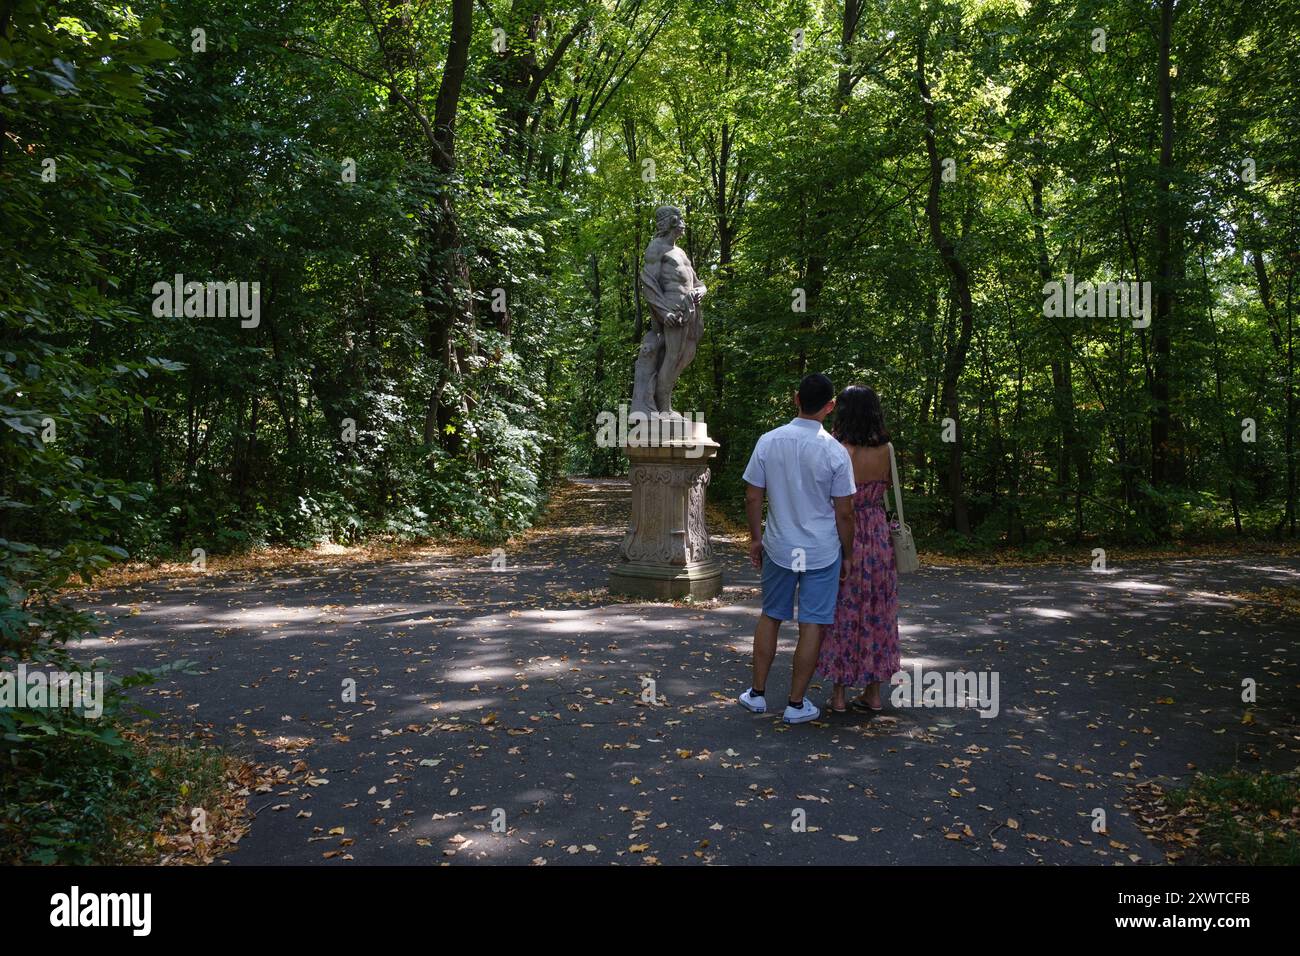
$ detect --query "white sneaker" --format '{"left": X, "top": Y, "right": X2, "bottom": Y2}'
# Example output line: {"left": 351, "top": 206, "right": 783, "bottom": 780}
{"left": 739, "top": 689, "right": 767, "bottom": 713}
{"left": 783, "top": 698, "right": 820, "bottom": 724}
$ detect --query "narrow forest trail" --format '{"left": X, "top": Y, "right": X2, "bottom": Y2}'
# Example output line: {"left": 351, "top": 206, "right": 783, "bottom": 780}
{"left": 75, "top": 479, "right": 1299, "bottom": 865}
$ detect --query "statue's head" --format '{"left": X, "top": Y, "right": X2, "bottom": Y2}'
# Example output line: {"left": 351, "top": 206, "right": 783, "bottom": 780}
{"left": 653, "top": 205, "right": 685, "bottom": 239}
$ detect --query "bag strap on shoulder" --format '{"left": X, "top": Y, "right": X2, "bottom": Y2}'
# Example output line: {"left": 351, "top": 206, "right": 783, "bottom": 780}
{"left": 887, "top": 442, "right": 907, "bottom": 528}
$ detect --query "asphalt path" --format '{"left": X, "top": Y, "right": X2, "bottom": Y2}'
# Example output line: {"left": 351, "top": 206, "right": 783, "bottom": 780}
{"left": 75, "top": 479, "right": 1300, "bottom": 865}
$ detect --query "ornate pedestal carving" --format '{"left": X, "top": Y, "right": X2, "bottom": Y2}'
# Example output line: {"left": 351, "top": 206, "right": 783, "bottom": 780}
{"left": 609, "top": 417, "right": 723, "bottom": 600}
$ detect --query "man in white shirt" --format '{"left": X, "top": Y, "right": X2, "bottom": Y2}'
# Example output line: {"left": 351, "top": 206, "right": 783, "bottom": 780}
{"left": 739, "top": 373, "right": 856, "bottom": 724}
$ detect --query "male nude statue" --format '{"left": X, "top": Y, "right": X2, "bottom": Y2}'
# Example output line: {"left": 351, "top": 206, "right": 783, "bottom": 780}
{"left": 632, "top": 205, "right": 707, "bottom": 416}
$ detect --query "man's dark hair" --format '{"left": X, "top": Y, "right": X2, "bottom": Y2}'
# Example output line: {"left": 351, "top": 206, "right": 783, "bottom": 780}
{"left": 797, "top": 373, "right": 835, "bottom": 414}
{"left": 831, "top": 385, "right": 890, "bottom": 447}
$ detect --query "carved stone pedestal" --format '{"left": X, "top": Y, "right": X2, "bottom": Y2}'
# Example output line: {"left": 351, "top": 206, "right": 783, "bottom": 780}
{"left": 609, "top": 417, "right": 723, "bottom": 601}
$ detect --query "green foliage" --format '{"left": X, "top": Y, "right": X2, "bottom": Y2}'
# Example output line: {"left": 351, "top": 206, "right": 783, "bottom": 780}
{"left": 1, "top": 0, "right": 225, "bottom": 862}
{"left": 1166, "top": 769, "right": 1300, "bottom": 866}
{"left": 2, "top": 0, "right": 1298, "bottom": 858}
{"left": 567, "top": 0, "right": 1300, "bottom": 549}
{"left": 0, "top": 690, "right": 229, "bottom": 865}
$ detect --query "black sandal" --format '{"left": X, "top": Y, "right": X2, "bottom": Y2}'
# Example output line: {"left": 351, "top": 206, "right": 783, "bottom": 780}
{"left": 848, "top": 697, "right": 883, "bottom": 714}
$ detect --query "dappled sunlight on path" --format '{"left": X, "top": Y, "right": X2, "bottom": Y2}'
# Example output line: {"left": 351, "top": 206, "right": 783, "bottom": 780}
{"left": 76, "top": 479, "right": 1300, "bottom": 865}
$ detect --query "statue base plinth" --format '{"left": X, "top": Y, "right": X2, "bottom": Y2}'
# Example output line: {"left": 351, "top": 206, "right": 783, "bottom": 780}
{"left": 608, "top": 560, "right": 723, "bottom": 601}
{"left": 609, "top": 416, "right": 723, "bottom": 601}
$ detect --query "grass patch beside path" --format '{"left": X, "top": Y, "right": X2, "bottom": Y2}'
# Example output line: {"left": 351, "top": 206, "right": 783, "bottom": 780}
{"left": 1, "top": 724, "right": 256, "bottom": 865}
{"left": 1130, "top": 769, "right": 1300, "bottom": 865}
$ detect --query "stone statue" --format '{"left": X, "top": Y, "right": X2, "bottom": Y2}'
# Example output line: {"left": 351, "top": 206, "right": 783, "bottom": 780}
{"left": 611, "top": 204, "right": 721, "bottom": 601}
{"left": 631, "top": 205, "right": 707, "bottom": 416}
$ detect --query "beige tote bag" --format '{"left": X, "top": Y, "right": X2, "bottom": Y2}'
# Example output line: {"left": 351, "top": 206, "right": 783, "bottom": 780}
{"left": 887, "top": 442, "right": 919, "bottom": 573}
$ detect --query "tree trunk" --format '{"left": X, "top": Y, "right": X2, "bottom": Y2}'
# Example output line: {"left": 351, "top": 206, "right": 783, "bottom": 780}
{"left": 916, "top": 31, "right": 973, "bottom": 534}
{"left": 420, "top": 0, "right": 474, "bottom": 450}
{"left": 1252, "top": 248, "right": 1297, "bottom": 536}
{"left": 1147, "top": 0, "right": 1178, "bottom": 532}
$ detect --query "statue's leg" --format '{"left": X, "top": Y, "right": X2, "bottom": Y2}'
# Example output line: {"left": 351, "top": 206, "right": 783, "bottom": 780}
{"left": 631, "top": 325, "right": 664, "bottom": 414}
{"left": 655, "top": 322, "right": 687, "bottom": 414}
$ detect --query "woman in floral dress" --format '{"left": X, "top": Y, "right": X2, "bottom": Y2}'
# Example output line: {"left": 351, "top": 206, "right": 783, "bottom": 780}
{"left": 817, "top": 385, "right": 901, "bottom": 713}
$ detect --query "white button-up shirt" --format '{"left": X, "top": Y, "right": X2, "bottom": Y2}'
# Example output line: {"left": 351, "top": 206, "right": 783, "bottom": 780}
{"left": 742, "top": 417, "right": 856, "bottom": 571}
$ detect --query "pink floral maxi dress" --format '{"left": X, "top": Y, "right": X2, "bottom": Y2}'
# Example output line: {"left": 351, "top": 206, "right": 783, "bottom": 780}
{"left": 817, "top": 479, "right": 901, "bottom": 685}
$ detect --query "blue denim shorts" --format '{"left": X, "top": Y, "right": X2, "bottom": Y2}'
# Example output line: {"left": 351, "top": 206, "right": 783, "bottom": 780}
{"left": 760, "top": 553, "right": 842, "bottom": 625}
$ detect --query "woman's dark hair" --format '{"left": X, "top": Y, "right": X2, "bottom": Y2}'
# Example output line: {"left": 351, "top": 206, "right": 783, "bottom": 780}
{"left": 832, "top": 385, "right": 890, "bottom": 447}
